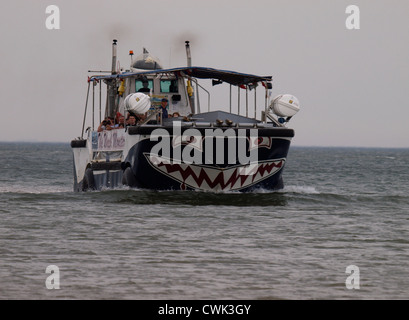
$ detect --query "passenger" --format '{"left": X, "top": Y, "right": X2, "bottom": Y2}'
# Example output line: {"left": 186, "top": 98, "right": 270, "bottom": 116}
{"left": 117, "top": 115, "right": 125, "bottom": 128}
{"left": 127, "top": 114, "right": 138, "bottom": 126}
{"left": 138, "top": 80, "right": 151, "bottom": 93}
{"left": 159, "top": 98, "right": 169, "bottom": 119}
{"left": 115, "top": 112, "right": 124, "bottom": 124}
{"left": 108, "top": 116, "right": 119, "bottom": 129}
{"left": 97, "top": 120, "right": 106, "bottom": 132}
{"left": 127, "top": 112, "right": 148, "bottom": 126}
{"left": 97, "top": 117, "right": 114, "bottom": 132}
{"left": 172, "top": 112, "right": 180, "bottom": 118}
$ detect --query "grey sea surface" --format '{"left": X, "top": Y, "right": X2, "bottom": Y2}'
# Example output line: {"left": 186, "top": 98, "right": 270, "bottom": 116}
{"left": 1, "top": 142, "right": 408, "bottom": 299}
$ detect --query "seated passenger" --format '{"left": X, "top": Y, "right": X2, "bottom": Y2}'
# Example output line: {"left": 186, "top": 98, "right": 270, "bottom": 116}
{"left": 97, "top": 117, "right": 114, "bottom": 132}
{"left": 108, "top": 116, "right": 119, "bottom": 129}
{"left": 127, "top": 114, "right": 137, "bottom": 126}
{"left": 116, "top": 115, "right": 125, "bottom": 128}
{"left": 126, "top": 113, "right": 147, "bottom": 126}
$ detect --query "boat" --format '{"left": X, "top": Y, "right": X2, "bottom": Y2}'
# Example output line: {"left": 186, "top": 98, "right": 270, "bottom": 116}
{"left": 70, "top": 40, "right": 300, "bottom": 192}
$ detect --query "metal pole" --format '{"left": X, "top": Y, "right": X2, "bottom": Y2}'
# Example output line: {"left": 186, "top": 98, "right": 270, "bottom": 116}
{"left": 229, "top": 84, "right": 232, "bottom": 113}
{"left": 81, "top": 81, "right": 91, "bottom": 139}
{"left": 264, "top": 86, "right": 268, "bottom": 123}
{"left": 194, "top": 79, "right": 210, "bottom": 112}
{"left": 185, "top": 41, "right": 192, "bottom": 67}
{"left": 195, "top": 81, "right": 201, "bottom": 113}
{"left": 99, "top": 80, "right": 102, "bottom": 124}
{"left": 111, "top": 40, "right": 118, "bottom": 75}
{"left": 108, "top": 39, "right": 118, "bottom": 119}
{"left": 92, "top": 81, "right": 95, "bottom": 131}
{"left": 237, "top": 87, "right": 240, "bottom": 116}
{"left": 254, "top": 87, "right": 257, "bottom": 119}
{"left": 246, "top": 86, "right": 248, "bottom": 118}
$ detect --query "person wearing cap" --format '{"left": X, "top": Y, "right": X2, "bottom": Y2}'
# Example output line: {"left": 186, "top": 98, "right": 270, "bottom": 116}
{"left": 160, "top": 98, "right": 169, "bottom": 119}
{"left": 138, "top": 80, "right": 151, "bottom": 93}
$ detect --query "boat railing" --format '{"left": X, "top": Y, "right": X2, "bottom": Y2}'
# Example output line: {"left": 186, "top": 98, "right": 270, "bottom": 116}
{"left": 81, "top": 78, "right": 105, "bottom": 139}
{"left": 191, "top": 78, "right": 272, "bottom": 123}
{"left": 81, "top": 81, "right": 91, "bottom": 139}
{"left": 191, "top": 78, "right": 210, "bottom": 113}
{"left": 80, "top": 74, "right": 279, "bottom": 140}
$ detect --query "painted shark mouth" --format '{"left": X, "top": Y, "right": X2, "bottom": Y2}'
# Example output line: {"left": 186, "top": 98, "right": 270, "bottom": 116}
{"left": 144, "top": 153, "right": 285, "bottom": 191}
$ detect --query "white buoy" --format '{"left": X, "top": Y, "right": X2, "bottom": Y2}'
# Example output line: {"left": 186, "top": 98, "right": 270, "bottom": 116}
{"left": 270, "top": 94, "right": 300, "bottom": 117}
{"left": 124, "top": 92, "right": 151, "bottom": 114}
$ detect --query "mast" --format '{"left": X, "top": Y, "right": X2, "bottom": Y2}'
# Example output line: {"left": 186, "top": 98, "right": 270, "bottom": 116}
{"left": 106, "top": 39, "right": 118, "bottom": 118}
{"left": 185, "top": 41, "right": 192, "bottom": 67}
{"left": 111, "top": 39, "right": 118, "bottom": 75}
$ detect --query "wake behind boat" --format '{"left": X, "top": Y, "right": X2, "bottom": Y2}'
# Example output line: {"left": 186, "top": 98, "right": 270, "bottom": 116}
{"left": 71, "top": 40, "right": 300, "bottom": 192}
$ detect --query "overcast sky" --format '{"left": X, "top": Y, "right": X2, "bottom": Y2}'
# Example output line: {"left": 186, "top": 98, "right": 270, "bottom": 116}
{"left": 0, "top": 0, "right": 408, "bottom": 148}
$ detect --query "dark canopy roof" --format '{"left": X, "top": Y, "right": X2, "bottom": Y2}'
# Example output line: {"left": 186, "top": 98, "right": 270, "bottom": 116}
{"left": 90, "top": 66, "right": 272, "bottom": 86}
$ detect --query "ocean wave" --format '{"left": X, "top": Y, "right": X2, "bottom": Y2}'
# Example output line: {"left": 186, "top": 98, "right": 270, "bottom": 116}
{"left": 80, "top": 187, "right": 288, "bottom": 207}
{"left": 0, "top": 185, "right": 72, "bottom": 194}
{"left": 280, "top": 185, "right": 320, "bottom": 194}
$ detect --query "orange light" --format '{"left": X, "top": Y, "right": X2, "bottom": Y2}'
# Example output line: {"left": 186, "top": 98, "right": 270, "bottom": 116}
{"left": 129, "top": 50, "right": 134, "bottom": 55}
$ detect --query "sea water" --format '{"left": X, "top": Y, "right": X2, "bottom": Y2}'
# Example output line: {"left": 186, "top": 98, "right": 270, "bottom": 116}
{"left": 0, "top": 142, "right": 408, "bottom": 299}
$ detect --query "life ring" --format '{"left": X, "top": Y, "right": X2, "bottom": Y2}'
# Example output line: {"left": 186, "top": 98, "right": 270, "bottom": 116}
{"left": 82, "top": 168, "right": 96, "bottom": 191}
{"left": 122, "top": 166, "right": 137, "bottom": 187}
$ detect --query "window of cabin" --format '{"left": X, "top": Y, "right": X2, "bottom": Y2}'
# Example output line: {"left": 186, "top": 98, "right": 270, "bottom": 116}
{"left": 135, "top": 79, "right": 153, "bottom": 93}
{"left": 160, "top": 79, "right": 178, "bottom": 93}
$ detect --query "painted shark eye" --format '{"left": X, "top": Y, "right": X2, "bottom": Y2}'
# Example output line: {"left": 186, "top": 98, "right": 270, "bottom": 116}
{"left": 249, "top": 137, "right": 272, "bottom": 150}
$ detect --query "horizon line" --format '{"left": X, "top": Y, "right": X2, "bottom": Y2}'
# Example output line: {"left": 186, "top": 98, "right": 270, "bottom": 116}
{"left": 0, "top": 140, "right": 408, "bottom": 150}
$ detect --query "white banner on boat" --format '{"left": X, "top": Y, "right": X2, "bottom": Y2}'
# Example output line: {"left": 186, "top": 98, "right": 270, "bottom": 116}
{"left": 92, "top": 129, "right": 126, "bottom": 151}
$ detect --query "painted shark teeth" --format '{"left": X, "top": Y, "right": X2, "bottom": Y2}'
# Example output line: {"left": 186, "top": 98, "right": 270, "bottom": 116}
{"left": 145, "top": 153, "right": 284, "bottom": 191}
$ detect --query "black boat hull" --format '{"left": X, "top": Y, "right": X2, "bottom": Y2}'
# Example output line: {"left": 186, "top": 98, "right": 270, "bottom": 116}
{"left": 73, "top": 126, "right": 294, "bottom": 192}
